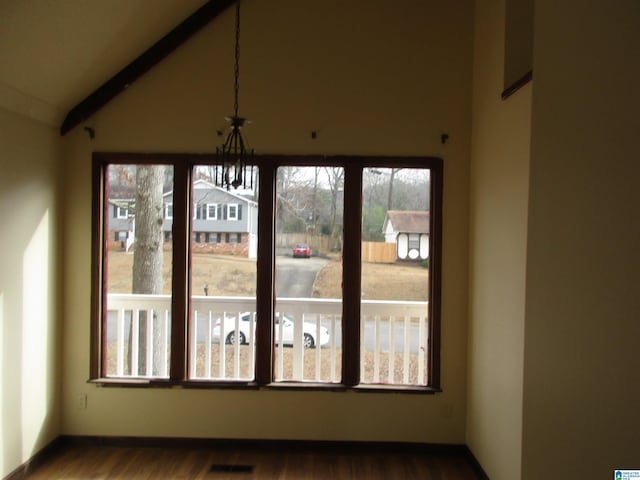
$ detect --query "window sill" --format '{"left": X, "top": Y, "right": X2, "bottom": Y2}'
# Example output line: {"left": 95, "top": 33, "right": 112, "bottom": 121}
{"left": 352, "top": 384, "right": 441, "bottom": 394}
{"left": 264, "top": 383, "right": 440, "bottom": 394}
{"left": 89, "top": 378, "right": 441, "bottom": 394}
{"left": 88, "top": 378, "right": 258, "bottom": 389}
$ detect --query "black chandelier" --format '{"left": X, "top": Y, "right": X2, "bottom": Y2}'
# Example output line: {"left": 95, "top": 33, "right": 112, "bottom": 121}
{"left": 215, "top": 0, "right": 254, "bottom": 190}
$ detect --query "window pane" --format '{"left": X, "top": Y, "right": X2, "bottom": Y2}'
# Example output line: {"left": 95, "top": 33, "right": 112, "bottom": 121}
{"left": 274, "top": 166, "right": 343, "bottom": 383}
{"left": 361, "top": 167, "right": 430, "bottom": 386}
{"left": 189, "top": 167, "right": 258, "bottom": 381}
{"left": 104, "top": 164, "right": 173, "bottom": 378}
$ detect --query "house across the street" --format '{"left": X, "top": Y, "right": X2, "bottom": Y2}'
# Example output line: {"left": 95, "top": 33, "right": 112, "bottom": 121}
{"left": 107, "top": 179, "right": 258, "bottom": 258}
{"left": 383, "top": 210, "right": 429, "bottom": 261}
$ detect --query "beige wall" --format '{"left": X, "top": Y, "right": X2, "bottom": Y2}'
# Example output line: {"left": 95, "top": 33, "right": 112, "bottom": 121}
{"left": 523, "top": 0, "right": 640, "bottom": 478}
{"left": 0, "top": 107, "right": 61, "bottom": 478}
{"left": 4, "top": 1, "right": 639, "bottom": 476}
{"left": 467, "top": 0, "right": 530, "bottom": 478}
{"left": 60, "top": 0, "right": 474, "bottom": 443}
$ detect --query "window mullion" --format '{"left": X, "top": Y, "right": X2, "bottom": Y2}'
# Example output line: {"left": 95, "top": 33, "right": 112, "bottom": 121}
{"left": 428, "top": 160, "right": 443, "bottom": 389}
{"left": 255, "top": 161, "right": 275, "bottom": 385}
{"left": 91, "top": 156, "right": 106, "bottom": 379}
{"left": 169, "top": 160, "right": 191, "bottom": 382}
{"left": 342, "top": 162, "right": 362, "bottom": 386}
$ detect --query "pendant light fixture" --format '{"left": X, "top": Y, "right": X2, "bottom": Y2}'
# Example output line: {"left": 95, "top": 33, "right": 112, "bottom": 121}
{"left": 215, "top": 0, "right": 253, "bottom": 190}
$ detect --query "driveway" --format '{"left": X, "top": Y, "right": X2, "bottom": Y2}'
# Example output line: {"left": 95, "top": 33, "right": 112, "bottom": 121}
{"left": 275, "top": 254, "right": 329, "bottom": 298}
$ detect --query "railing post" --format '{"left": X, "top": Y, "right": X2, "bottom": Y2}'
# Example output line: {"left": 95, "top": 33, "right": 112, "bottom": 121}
{"left": 418, "top": 315, "right": 426, "bottom": 384}
{"left": 116, "top": 309, "right": 125, "bottom": 376}
{"left": 106, "top": 294, "right": 428, "bottom": 385}
{"left": 131, "top": 309, "right": 140, "bottom": 376}
{"left": 292, "top": 311, "right": 303, "bottom": 381}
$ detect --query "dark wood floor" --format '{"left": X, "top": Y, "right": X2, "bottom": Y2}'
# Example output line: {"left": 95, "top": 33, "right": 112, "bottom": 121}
{"left": 19, "top": 438, "right": 486, "bottom": 479}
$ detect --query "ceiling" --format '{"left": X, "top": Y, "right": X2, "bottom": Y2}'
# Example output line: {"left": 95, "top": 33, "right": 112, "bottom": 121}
{"left": 0, "top": 0, "right": 209, "bottom": 125}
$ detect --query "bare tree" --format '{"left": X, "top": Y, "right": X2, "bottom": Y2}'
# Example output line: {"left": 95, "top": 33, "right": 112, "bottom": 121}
{"left": 323, "top": 167, "right": 344, "bottom": 249}
{"left": 311, "top": 166, "right": 319, "bottom": 233}
{"left": 130, "top": 165, "right": 165, "bottom": 376}
{"left": 276, "top": 167, "right": 317, "bottom": 232}
{"left": 387, "top": 168, "right": 400, "bottom": 211}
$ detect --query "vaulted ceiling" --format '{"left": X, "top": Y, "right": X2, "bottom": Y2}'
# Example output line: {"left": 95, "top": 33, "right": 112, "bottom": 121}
{"left": 0, "top": 0, "right": 213, "bottom": 126}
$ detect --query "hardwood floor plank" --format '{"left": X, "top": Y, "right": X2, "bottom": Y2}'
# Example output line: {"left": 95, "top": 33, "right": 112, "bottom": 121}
{"left": 21, "top": 439, "right": 485, "bottom": 479}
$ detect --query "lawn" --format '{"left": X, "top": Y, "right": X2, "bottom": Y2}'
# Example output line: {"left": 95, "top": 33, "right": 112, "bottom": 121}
{"left": 312, "top": 259, "right": 428, "bottom": 301}
{"left": 107, "top": 252, "right": 257, "bottom": 296}
{"left": 107, "top": 251, "right": 428, "bottom": 301}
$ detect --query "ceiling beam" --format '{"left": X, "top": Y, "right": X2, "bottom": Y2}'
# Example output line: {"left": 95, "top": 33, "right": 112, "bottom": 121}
{"left": 60, "top": 0, "right": 236, "bottom": 136}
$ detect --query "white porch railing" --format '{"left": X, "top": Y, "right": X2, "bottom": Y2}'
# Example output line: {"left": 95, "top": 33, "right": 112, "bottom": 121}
{"left": 105, "top": 294, "right": 429, "bottom": 385}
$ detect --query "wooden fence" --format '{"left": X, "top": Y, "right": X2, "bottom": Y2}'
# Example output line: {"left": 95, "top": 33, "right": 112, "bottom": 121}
{"left": 277, "top": 234, "right": 396, "bottom": 263}
{"left": 276, "top": 233, "right": 334, "bottom": 252}
{"left": 362, "top": 242, "right": 396, "bottom": 263}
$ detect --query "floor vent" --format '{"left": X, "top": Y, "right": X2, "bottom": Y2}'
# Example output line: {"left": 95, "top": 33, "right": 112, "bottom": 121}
{"left": 209, "top": 464, "right": 255, "bottom": 474}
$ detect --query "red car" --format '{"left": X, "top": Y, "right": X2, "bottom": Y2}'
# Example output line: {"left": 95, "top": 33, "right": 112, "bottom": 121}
{"left": 292, "top": 243, "right": 311, "bottom": 258}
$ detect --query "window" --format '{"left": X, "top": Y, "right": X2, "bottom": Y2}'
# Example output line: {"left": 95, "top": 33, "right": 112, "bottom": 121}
{"left": 164, "top": 203, "right": 173, "bottom": 219}
{"left": 206, "top": 203, "right": 217, "bottom": 220}
{"left": 408, "top": 233, "right": 420, "bottom": 250}
{"left": 97, "top": 162, "right": 173, "bottom": 379}
{"left": 194, "top": 203, "right": 205, "bottom": 220}
{"left": 275, "top": 166, "right": 343, "bottom": 382}
{"left": 115, "top": 205, "right": 129, "bottom": 219}
{"left": 92, "top": 154, "right": 441, "bottom": 392}
{"left": 227, "top": 203, "right": 239, "bottom": 221}
{"left": 361, "top": 168, "right": 432, "bottom": 385}
{"left": 224, "top": 233, "right": 241, "bottom": 243}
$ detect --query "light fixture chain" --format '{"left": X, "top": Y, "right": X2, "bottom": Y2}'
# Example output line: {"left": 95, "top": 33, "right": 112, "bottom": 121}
{"left": 233, "top": 0, "right": 240, "bottom": 119}
{"left": 215, "top": 0, "right": 253, "bottom": 191}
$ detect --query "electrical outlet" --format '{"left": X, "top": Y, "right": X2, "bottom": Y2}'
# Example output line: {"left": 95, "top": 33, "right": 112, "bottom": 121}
{"left": 77, "top": 394, "right": 87, "bottom": 410}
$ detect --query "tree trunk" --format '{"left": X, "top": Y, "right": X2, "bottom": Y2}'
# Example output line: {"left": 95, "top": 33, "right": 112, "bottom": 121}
{"left": 129, "top": 165, "right": 165, "bottom": 376}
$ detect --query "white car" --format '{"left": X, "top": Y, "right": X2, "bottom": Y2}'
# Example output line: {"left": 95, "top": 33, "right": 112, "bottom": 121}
{"left": 213, "top": 312, "right": 330, "bottom": 349}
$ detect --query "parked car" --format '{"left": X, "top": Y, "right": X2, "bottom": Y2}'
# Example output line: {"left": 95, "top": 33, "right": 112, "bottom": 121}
{"left": 213, "top": 312, "right": 329, "bottom": 348}
{"left": 292, "top": 243, "right": 311, "bottom": 258}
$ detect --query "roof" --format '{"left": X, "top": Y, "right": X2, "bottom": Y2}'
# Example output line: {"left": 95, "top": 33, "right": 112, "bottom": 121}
{"left": 108, "top": 183, "right": 172, "bottom": 199}
{"left": 188, "top": 179, "right": 258, "bottom": 205}
{"left": 384, "top": 210, "right": 429, "bottom": 234}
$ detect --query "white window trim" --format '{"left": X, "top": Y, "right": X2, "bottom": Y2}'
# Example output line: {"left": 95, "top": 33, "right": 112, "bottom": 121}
{"left": 116, "top": 206, "right": 128, "bottom": 219}
{"left": 228, "top": 203, "right": 239, "bottom": 221}
{"left": 165, "top": 203, "right": 173, "bottom": 220}
{"left": 206, "top": 203, "right": 217, "bottom": 220}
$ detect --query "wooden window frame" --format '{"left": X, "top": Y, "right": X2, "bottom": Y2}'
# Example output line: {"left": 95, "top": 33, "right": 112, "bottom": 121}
{"left": 90, "top": 153, "right": 442, "bottom": 393}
